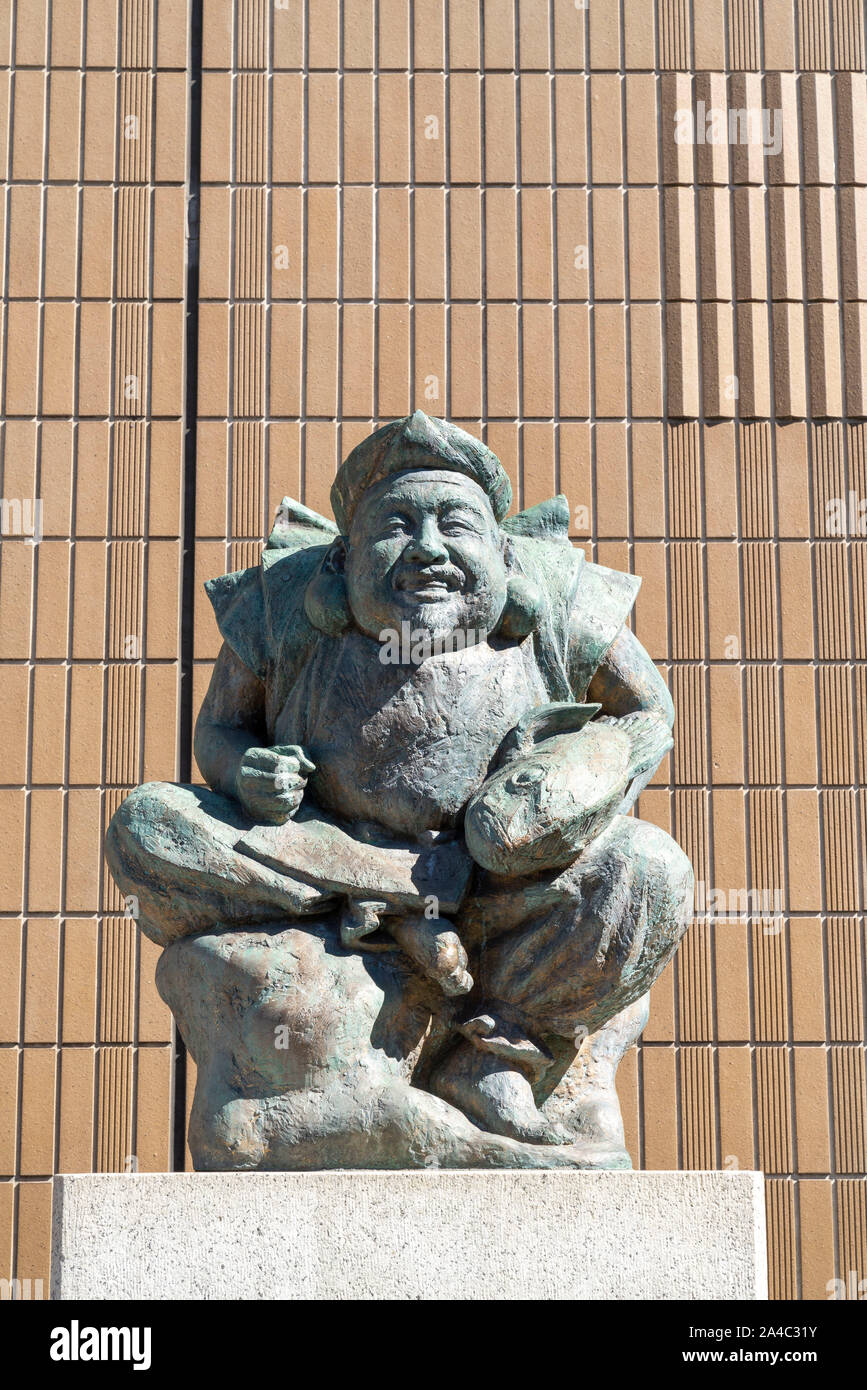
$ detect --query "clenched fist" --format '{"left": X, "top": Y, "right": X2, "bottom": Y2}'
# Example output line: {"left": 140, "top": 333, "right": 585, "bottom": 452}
{"left": 234, "top": 744, "right": 316, "bottom": 824}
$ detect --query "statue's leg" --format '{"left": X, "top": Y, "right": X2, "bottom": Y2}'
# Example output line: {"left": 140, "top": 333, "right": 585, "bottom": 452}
{"left": 429, "top": 815, "right": 692, "bottom": 1154}
{"left": 105, "top": 782, "right": 337, "bottom": 947}
{"left": 162, "top": 919, "right": 619, "bottom": 1172}
{"left": 535, "top": 991, "right": 651, "bottom": 1162}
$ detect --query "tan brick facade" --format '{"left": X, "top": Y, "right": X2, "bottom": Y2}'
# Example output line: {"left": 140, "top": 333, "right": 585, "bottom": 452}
{"left": 0, "top": 1, "right": 865, "bottom": 1301}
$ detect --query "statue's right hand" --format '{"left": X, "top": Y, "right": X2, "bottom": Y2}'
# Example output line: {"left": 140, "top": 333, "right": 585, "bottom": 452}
{"left": 235, "top": 745, "right": 316, "bottom": 824}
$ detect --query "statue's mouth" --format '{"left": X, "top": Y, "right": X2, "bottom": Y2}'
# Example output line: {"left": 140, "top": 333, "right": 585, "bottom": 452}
{"left": 395, "top": 569, "right": 462, "bottom": 598}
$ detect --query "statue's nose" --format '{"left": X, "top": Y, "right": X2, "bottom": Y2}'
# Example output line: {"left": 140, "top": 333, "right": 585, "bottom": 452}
{"left": 404, "top": 522, "right": 448, "bottom": 564}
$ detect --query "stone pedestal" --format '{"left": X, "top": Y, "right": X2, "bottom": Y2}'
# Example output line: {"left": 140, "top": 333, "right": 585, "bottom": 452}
{"left": 51, "top": 1170, "right": 767, "bottom": 1301}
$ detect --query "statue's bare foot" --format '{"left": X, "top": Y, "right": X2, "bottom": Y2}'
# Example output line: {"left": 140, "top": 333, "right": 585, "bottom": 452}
{"left": 429, "top": 1042, "right": 571, "bottom": 1144}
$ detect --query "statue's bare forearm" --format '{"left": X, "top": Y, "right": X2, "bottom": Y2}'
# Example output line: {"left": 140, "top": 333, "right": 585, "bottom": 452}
{"left": 587, "top": 626, "right": 673, "bottom": 810}
{"left": 587, "top": 625, "right": 673, "bottom": 726}
{"left": 193, "top": 643, "right": 269, "bottom": 800}
{"left": 195, "top": 644, "right": 313, "bottom": 822}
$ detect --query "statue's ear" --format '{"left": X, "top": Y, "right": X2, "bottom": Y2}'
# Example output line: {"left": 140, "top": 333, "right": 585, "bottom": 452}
{"left": 304, "top": 538, "right": 352, "bottom": 635}
{"left": 495, "top": 536, "right": 546, "bottom": 640}
{"left": 323, "top": 535, "right": 347, "bottom": 573}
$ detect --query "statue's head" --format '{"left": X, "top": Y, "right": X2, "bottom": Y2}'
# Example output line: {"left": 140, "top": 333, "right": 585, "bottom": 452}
{"left": 305, "top": 413, "right": 542, "bottom": 650}
{"left": 344, "top": 468, "right": 509, "bottom": 642}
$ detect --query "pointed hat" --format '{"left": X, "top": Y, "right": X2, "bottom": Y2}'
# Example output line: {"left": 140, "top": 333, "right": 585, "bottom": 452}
{"left": 330, "top": 411, "right": 512, "bottom": 532}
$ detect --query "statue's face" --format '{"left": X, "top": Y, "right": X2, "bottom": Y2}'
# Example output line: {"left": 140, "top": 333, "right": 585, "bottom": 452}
{"left": 344, "top": 470, "right": 509, "bottom": 644}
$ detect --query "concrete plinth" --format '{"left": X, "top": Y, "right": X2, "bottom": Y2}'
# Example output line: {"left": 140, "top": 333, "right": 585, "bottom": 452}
{"left": 52, "top": 1170, "right": 767, "bottom": 1301}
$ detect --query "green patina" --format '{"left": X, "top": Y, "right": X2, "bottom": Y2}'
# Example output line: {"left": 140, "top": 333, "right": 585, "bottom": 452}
{"left": 106, "top": 413, "right": 693, "bottom": 1170}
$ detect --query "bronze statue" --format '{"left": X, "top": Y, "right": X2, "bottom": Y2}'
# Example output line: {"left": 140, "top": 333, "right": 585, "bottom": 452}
{"left": 107, "top": 413, "right": 692, "bottom": 1170}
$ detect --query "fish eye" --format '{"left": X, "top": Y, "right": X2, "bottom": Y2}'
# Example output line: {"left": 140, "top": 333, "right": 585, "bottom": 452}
{"left": 506, "top": 762, "right": 546, "bottom": 789}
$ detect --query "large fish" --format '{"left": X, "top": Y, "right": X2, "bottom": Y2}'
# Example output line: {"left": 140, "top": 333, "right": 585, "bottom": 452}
{"left": 464, "top": 702, "right": 673, "bottom": 876}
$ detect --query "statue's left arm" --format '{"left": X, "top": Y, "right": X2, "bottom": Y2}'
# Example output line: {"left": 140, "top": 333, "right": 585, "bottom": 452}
{"left": 585, "top": 624, "right": 673, "bottom": 812}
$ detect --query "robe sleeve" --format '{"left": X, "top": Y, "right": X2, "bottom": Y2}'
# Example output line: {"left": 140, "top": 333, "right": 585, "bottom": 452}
{"left": 203, "top": 565, "right": 269, "bottom": 682}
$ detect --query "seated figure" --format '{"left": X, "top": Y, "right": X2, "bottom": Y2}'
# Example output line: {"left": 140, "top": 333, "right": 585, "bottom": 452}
{"left": 106, "top": 412, "right": 693, "bottom": 1171}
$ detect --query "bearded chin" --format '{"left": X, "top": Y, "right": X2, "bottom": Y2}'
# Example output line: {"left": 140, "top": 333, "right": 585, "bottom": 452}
{"left": 406, "top": 584, "right": 504, "bottom": 645}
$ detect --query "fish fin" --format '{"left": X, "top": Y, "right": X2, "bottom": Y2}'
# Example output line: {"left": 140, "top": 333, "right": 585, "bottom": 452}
{"left": 596, "top": 710, "right": 674, "bottom": 778}
{"left": 497, "top": 700, "right": 601, "bottom": 762}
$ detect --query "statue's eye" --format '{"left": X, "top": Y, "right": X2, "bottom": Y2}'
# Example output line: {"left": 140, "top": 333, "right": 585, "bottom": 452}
{"left": 506, "top": 762, "right": 546, "bottom": 789}
{"left": 439, "top": 512, "right": 478, "bottom": 535}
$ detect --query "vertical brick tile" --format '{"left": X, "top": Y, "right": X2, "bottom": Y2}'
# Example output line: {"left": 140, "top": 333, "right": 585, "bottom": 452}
{"left": 414, "top": 74, "right": 445, "bottom": 183}
{"left": 763, "top": 0, "right": 797, "bottom": 67}
{"left": 520, "top": 73, "right": 552, "bottom": 184}
{"left": 719, "top": 1049, "right": 755, "bottom": 1167}
{"left": 449, "top": 73, "right": 481, "bottom": 183}
{"left": 591, "top": 190, "right": 623, "bottom": 300}
{"left": 308, "top": 0, "right": 339, "bottom": 68}
{"left": 665, "top": 302, "right": 700, "bottom": 418}
{"left": 593, "top": 304, "right": 627, "bottom": 417}
{"left": 626, "top": 189, "right": 660, "bottom": 300}
{"left": 484, "top": 74, "right": 516, "bottom": 183}
{"left": 377, "top": 187, "right": 410, "bottom": 298}
{"left": 449, "top": 305, "right": 482, "bottom": 417}
{"left": 307, "top": 73, "right": 339, "bottom": 183}
{"left": 45, "top": 184, "right": 79, "bottom": 300}
{"left": 589, "top": 75, "right": 622, "bottom": 184}
{"left": 414, "top": 188, "right": 446, "bottom": 300}
{"left": 660, "top": 73, "right": 693, "bottom": 185}
{"left": 271, "top": 74, "right": 303, "bottom": 182}
{"left": 643, "top": 1048, "right": 679, "bottom": 1169}
{"left": 625, "top": 74, "right": 658, "bottom": 185}
{"left": 18, "top": 1050, "right": 56, "bottom": 1174}
{"left": 808, "top": 303, "right": 844, "bottom": 417}
{"left": 486, "top": 303, "right": 518, "bottom": 416}
{"left": 631, "top": 305, "right": 664, "bottom": 417}
{"left": 341, "top": 304, "right": 375, "bottom": 417}
{"left": 729, "top": 74, "right": 766, "bottom": 186}
{"left": 343, "top": 72, "right": 374, "bottom": 181}
{"left": 840, "top": 187, "right": 867, "bottom": 299}
{"left": 449, "top": 0, "right": 480, "bottom": 67}
{"left": 558, "top": 303, "right": 590, "bottom": 417}
{"left": 836, "top": 73, "right": 867, "bottom": 185}
{"left": 377, "top": 304, "right": 411, "bottom": 417}
{"left": 799, "top": 1181, "right": 836, "bottom": 1298}
{"left": 378, "top": 74, "right": 410, "bottom": 182}
{"left": 522, "top": 188, "right": 554, "bottom": 299}
{"left": 772, "top": 303, "right": 808, "bottom": 420}
{"left": 522, "top": 304, "right": 555, "bottom": 413}
{"left": 554, "top": 75, "right": 586, "bottom": 183}
{"left": 136, "top": 1046, "right": 173, "bottom": 1171}
{"left": 58, "top": 1048, "right": 95, "bottom": 1174}
{"left": 483, "top": 0, "right": 514, "bottom": 69}
{"left": 414, "top": 304, "right": 446, "bottom": 415}
{"left": 801, "top": 74, "right": 836, "bottom": 184}
{"left": 765, "top": 73, "right": 800, "bottom": 187}
{"left": 378, "top": 0, "right": 410, "bottom": 67}
{"left": 450, "top": 187, "right": 482, "bottom": 298}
